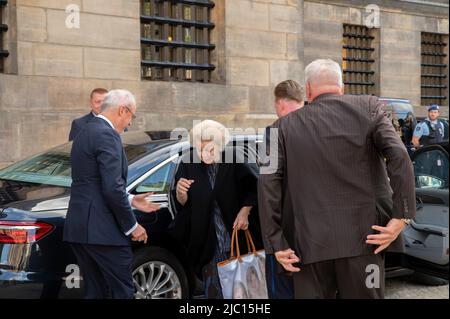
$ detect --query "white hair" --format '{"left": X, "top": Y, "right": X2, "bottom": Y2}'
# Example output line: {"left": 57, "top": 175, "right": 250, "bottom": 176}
{"left": 100, "top": 89, "right": 136, "bottom": 112}
{"left": 191, "top": 120, "right": 230, "bottom": 153}
{"left": 305, "top": 59, "right": 343, "bottom": 88}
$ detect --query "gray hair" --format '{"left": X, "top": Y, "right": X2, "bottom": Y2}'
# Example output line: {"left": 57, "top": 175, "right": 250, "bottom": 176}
{"left": 100, "top": 89, "right": 136, "bottom": 113}
{"left": 305, "top": 59, "right": 343, "bottom": 88}
{"left": 191, "top": 120, "right": 230, "bottom": 153}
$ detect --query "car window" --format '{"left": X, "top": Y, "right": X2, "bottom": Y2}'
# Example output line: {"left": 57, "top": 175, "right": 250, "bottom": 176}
{"left": 135, "top": 161, "right": 177, "bottom": 194}
{"left": 0, "top": 146, "right": 72, "bottom": 187}
{"left": 413, "top": 149, "right": 448, "bottom": 189}
{"left": 0, "top": 143, "right": 156, "bottom": 187}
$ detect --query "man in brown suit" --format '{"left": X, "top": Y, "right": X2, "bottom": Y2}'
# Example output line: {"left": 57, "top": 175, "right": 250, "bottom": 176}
{"left": 258, "top": 59, "right": 416, "bottom": 299}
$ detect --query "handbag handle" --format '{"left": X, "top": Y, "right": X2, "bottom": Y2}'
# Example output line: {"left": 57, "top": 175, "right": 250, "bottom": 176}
{"left": 230, "top": 228, "right": 257, "bottom": 261}
{"left": 244, "top": 229, "right": 257, "bottom": 254}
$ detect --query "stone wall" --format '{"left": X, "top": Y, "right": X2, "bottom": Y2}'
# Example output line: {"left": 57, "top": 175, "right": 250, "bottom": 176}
{"left": 0, "top": 0, "right": 448, "bottom": 165}
{"left": 303, "top": 0, "right": 449, "bottom": 116}
{"left": 0, "top": 0, "right": 304, "bottom": 164}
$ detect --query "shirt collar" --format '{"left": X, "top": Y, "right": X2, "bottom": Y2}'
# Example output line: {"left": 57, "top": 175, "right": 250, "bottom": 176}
{"left": 427, "top": 117, "right": 438, "bottom": 124}
{"left": 91, "top": 111, "right": 99, "bottom": 117}
{"left": 97, "top": 114, "right": 115, "bottom": 130}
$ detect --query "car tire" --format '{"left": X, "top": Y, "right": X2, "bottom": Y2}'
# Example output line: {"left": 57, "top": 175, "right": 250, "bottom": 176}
{"left": 132, "top": 246, "right": 189, "bottom": 299}
{"left": 410, "top": 272, "right": 449, "bottom": 286}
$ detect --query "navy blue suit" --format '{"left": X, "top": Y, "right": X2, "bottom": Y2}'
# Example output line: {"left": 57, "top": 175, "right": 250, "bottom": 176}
{"left": 68, "top": 112, "right": 96, "bottom": 142}
{"left": 64, "top": 117, "right": 137, "bottom": 298}
{"left": 69, "top": 112, "right": 128, "bottom": 141}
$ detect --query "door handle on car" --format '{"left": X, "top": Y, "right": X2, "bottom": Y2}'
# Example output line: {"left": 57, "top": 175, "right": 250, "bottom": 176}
{"left": 146, "top": 194, "right": 168, "bottom": 209}
{"left": 410, "top": 221, "right": 448, "bottom": 237}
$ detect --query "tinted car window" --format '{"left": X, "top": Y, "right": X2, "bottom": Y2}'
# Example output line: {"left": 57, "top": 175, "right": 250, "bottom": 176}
{"left": 135, "top": 161, "right": 177, "bottom": 194}
{"left": 0, "top": 143, "right": 153, "bottom": 187}
{"left": 413, "top": 149, "right": 449, "bottom": 189}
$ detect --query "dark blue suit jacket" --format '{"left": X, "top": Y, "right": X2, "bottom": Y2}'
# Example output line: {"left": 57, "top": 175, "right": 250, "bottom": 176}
{"left": 69, "top": 112, "right": 128, "bottom": 141}
{"left": 69, "top": 112, "right": 96, "bottom": 142}
{"left": 63, "top": 117, "right": 137, "bottom": 246}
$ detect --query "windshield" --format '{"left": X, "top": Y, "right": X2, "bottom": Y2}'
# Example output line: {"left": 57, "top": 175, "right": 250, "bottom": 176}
{"left": 0, "top": 142, "right": 155, "bottom": 187}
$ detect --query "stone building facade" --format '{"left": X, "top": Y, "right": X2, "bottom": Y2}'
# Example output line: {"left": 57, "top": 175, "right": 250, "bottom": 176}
{"left": 0, "top": 0, "right": 448, "bottom": 166}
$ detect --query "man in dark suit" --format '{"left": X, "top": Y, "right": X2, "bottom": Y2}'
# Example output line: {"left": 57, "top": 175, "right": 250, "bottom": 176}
{"left": 261, "top": 80, "right": 304, "bottom": 299}
{"left": 63, "top": 89, "right": 160, "bottom": 299}
{"left": 68, "top": 88, "right": 108, "bottom": 141}
{"left": 258, "top": 59, "right": 416, "bottom": 299}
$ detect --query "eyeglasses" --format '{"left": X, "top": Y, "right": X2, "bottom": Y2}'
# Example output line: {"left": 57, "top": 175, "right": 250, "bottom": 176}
{"left": 123, "top": 105, "right": 137, "bottom": 121}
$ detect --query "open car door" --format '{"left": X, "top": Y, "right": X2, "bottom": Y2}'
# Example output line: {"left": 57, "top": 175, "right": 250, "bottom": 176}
{"left": 403, "top": 144, "right": 449, "bottom": 279}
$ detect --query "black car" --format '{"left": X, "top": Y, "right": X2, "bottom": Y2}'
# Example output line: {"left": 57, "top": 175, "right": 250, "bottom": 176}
{"left": 0, "top": 132, "right": 448, "bottom": 299}
{"left": 0, "top": 131, "right": 261, "bottom": 299}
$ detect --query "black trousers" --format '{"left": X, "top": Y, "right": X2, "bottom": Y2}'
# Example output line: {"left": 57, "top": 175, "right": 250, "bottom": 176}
{"left": 293, "top": 254, "right": 385, "bottom": 299}
{"left": 70, "top": 243, "right": 135, "bottom": 299}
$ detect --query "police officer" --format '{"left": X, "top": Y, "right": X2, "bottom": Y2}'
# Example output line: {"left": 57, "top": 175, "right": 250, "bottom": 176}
{"left": 412, "top": 104, "right": 448, "bottom": 148}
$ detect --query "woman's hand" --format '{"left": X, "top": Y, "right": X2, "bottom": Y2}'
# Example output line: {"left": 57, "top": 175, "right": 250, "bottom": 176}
{"left": 233, "top": 206, "right": 252, "bottom": 230}
{"left": 176, "top": 178, "right": 194, "bottom": 206}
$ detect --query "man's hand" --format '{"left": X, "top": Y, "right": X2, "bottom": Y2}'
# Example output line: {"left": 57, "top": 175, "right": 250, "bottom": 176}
{"left": 233, "top": 206, "right": 252, "bottom": 230}
{"left": 366, "top": 218, "right": 406, "bottom": 254}
{"left": 131, "top": 224, "right": 148, "bottom": 244}
{"left": 131, "top": 193, "right": 161, "bottom": 213}
{"left": 176, "top": 178, "right": 194, "bottom": 206}
{"left": 275, "top": 248, "right": 301, "bottom": 272}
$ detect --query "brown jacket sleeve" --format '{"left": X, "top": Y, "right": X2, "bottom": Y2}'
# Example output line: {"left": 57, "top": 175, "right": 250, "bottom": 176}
{"left": 370, "top": 97, "right": 416, "bottom": 219}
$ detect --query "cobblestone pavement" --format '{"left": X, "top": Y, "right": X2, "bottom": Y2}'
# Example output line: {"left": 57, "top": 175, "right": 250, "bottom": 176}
{"left": 386, "top": 277, "right": 449, "bottom": 299}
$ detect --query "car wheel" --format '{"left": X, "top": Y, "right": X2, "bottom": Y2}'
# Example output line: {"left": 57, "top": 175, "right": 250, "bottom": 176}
{"left": 132, "top": 246, "right": 189, "bottom": 299}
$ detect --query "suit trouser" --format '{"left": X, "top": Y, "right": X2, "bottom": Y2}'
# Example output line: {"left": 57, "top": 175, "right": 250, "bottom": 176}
{"left": 293, "top": 254, "right": 385, "bottom": 299}
{"left": 70, "top": 243, "right": 135, "bottom": 299}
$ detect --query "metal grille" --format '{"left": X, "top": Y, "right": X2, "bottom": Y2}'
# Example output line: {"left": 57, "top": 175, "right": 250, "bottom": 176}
{"left": 342, "top": 24, "right": 376, "bottom": 95}
{"left": 0, "top": 0, "right": 9, "bottom": 73}
{"left": 421, "top": 32, "right": 448, "bottom": 106}
{"left": 140, "top": 0, "right": 215, "bottom": 82}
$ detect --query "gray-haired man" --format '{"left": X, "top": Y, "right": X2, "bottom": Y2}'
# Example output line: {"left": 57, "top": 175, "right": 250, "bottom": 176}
{"left": 258, "top": 59, "right": 416, "bottom": 299}
{"left": 64, "top": 89, "right": 160, "bottom": 298}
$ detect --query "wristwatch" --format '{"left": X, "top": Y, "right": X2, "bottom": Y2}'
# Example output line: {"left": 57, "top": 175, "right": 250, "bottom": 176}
{"left": 401, "top": 218, "right": 412, "bottom": 225}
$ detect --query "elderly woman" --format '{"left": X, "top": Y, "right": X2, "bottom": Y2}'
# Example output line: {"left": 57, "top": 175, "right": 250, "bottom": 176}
{"left": 171, "top": 120, "right": 262, "bottom": 299}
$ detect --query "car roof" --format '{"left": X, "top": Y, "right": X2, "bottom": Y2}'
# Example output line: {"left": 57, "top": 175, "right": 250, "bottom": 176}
{"left": 121, "top": 130, "right": 261, "bottom": 146}
{"left": 379, "top": 97, "right": 411, "bottom": 103}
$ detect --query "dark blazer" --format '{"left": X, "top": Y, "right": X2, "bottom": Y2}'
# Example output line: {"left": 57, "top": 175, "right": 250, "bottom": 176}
{"left": 170, "top": 150, "right": 263, "bottom": 276}
{"left": 63, "top": 117, "right": 137, "bottom": 246}
{"left": 69, "top": 112, "right": 96, "bottom": 142}
{"left": 258, "top": 94, "right": 416, "bottom": 265}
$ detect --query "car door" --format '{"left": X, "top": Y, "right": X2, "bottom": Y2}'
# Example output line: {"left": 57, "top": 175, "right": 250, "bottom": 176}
{"left": 128, "top": 154, "right": 179, "bottom": 232}
{"left": 403, "top": 145, "right": 449, "bottom": 279}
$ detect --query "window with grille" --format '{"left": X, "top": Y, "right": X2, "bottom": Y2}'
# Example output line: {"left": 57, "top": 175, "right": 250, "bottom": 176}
{"left": 0, "top": 0, "right": 9, "bottom": 73}
{"left": 421, "top": 32, "right": 448, "bottom": 106}
{"left": 342, "top": 24, "right": 376, "bottom": 95}
{"left": 140, "top": 0, "right": 215, "bottom": 82}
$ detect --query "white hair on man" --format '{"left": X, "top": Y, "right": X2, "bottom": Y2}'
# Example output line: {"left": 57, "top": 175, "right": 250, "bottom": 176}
{"left": 100, "top": 89, "right": 136, "bottom": 112}
{"left": 305, "top": 59, "right": 343, "bottom": 88}
{"left": 191, "top": 120, "right": 231, "bottom": 153}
